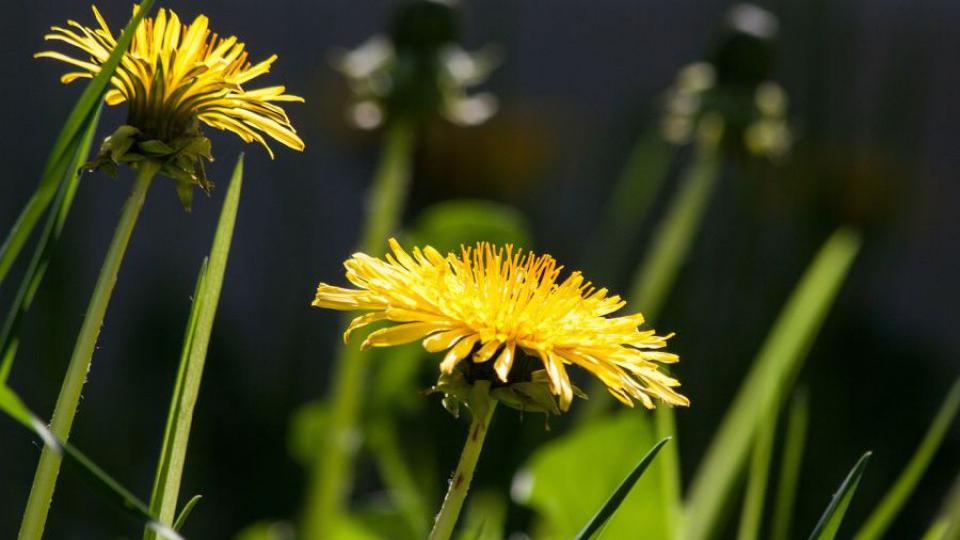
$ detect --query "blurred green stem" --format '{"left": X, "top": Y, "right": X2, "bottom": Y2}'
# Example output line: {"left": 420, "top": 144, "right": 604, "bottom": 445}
{"left": 429, "top": 383, "right": 497, "bottom": 540}
{"left": 369, "top": 419, "right": 430, "bottom": 537}
{"left": 19, "top": 161, "right": 158, "bottom": 540}
{"left": 587, "top": 132, "right": 676, "bottom": 282}
{"left": 303, "top": 120, "right": 415, "bottom": 537}
{"left": 770, "top": 390, "right": 809, "bottom": 540}
{"left": 737, "top": 402, "right": 776, "bottom": 540}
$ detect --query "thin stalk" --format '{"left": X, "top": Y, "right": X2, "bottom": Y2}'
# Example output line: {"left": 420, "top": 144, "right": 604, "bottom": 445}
{"left": 19, "top": 161, "right": 158, "bottom": 540}
{"left": 770, "top": 390, "right": 810, "bottom": 540}
{"left": 737, "top": 403, "right": 777, "bottom": 540}
{"left": 303, "top": 120, "right": 415, "bottom": 537}
{"left": 429, "top": 385, "right": 497, "bottom": 540}
{"left": 369, "top": 419, "right": 430, "bottom": 537}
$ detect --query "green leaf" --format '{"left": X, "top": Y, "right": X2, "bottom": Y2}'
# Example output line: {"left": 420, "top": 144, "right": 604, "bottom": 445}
{"left": 0, "top": 386, "right": 181, "bottom": 538}
{"left": 0, "top": 106, "right": 101, "bottom": 384}
{"left": 516, "top": 412, "right": 671, "bottom": 539}
{"left": 234, "top": 521, "right": 296, "bottom": 540}
{"left": 0, "top": 0, "right": 156, "bottom": 286}
{"left": 146, "top": 155, "right": 245, "bottom": 538}
{"left": 808, "top": 452, "right": 872, "bottom": 540}
{"left": 575, "top": 437, "right": 671, "bottom": 540}
{"left": 854, "top": 378, "right": 960, "bottom": 540}
{"left": 683, "top": 228, "right": 861, "bottom": 540}
{"left": 770, "top": 389, "right": 810, "bottom": 540}
{"left": 736, "top": 402, "right": 777, "bottom": 540}
{"left": 173, "top": 495, "right": 202, "bottom": 532}
{"left": 409, "top": 199, "right": 532, "bottom": 253}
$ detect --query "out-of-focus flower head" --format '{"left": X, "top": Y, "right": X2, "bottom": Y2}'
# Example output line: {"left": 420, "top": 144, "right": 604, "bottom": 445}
{"left": 660, "top": 3, "right": 792, "bottom": 159}
{"left": 313, "top": 240, "right": 689, "bottom": 416}
{"left": 38, "top": 5, "right": 305, "bottom": 209}
{"left": 333, "top": 0, "right": 498, "bottom": 130}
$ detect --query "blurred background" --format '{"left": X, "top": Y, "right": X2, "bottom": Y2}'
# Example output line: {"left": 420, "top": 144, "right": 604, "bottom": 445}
{"left": 1, "top": 0, "right": 958, "bottom": 538}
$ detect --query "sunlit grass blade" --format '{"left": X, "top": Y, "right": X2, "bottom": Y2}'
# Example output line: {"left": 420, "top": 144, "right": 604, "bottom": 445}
{"left": 808, "top": 452, "right": 872, "bottom": 540}
{"left": 0, "top": 106, "right": 101, "bottom": 385}
{"left": 683, "top": 228, "right": 861, "bottom": 540}
{"left": 173, "top": 495, "right": 203, "bottom": 532}
{"left": 146, "top": 155, "right": 245, "bottom": 538}
{"left": 574, "top": 437, "right": 671, "bottom": 540}
{"left": 920, "top": 473, "right": 960, "bottom": 540}
{"left": 853, "top": 378, "right": 960, "bottom": 540}
{"left": 737, "top": 404, "right": 777, "bottom": 540}
{"left": 0, "top": 385, "right": 182, "bottom": 539}
{"left": 0, "top": 0, "right": 155, "bottom": 286}
{"left": 770, "top": 389, "right": 810, "bottom": 540}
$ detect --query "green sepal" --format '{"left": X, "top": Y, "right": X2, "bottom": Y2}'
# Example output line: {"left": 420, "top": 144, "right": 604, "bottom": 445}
{"left": 427, "top": 368, "right": 583, "bottom": 419}
{"left": 83, "top": 124, "right": 215, "bottom": 210}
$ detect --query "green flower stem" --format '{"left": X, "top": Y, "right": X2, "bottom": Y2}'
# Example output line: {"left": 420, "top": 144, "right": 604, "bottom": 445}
{"left": 19, "top": 161, "right": 159, "bottom": 540}
{"left": 303, "top": 120, "right": 415, "bottom": 537}
{"left": 429, "top": 384, "right": 497, "bottom": 540}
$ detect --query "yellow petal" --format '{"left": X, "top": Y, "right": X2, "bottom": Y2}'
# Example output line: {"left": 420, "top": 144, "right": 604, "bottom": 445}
{"left": 361, "top": 322, "right": 447, "bottom": 351}
{"left": 440, "top": 335, "right": 479, "bottom": 374}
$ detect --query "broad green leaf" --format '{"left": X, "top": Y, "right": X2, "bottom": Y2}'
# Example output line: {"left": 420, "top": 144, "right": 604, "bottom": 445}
{"left": 516, "top": 412, "right": 671, "bottom": 539}
{"left": 0, "top": 0, "right": 156, "bottom": 286}
{"left": 808, "top": 452, "right": 872, "bottom": 540}
{"left": 854, "top": 378, "right": 960, "bottom": 540}
{"left": 146, "top": 155, "right": 245, "bottom": 538}
{"left": 736, "top": 403, "right": 777, "bottom": 540}
{"left": 770, "top": 389, "right": 810, "bottom": 540}
{"left": 409, "top": 199, "right": 532, "bottom": 253}
{"left": 575, "top": 437, "right": 671, "bottom": 540}
{"left": 683, "top": 228, "right": 861, "bottom": 540}
{"left": 0, "top": 106, "right": 101, "bottom": 385}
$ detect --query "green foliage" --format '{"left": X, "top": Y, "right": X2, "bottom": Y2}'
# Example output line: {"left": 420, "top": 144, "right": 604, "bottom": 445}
{"left": 770, "top": 390, "right": 810, "bottom": 540}
{"left": 854, "top": 378, "right": 960, "bottom": 540}
{"left": 575, "top": 437, "right": 671, "bottom": 540}
{"left": 0, "top": 0, "right": 156, "bottom": 286}
{"left": 808, "top": 452, "right": 872, "bottom": 540}
{"left": 516, "top": 412, "right": 672, "bottom": 539}
{"left": 0, "top": 386, "right": 180, "bottom": 538}
{"left": 0, "top": 106, "right": 101, "bottom": 384}
{"left": 146, "top": 155, "right": 245, "bottom": 538}
{"left": 683, "top": 228, "right": 861, "bottom": 540}
{"left": 409, "top": 199, "right": 533, "bottom": 253}
{"left": 736, "top": 405, "right": 777, "bottom": 540}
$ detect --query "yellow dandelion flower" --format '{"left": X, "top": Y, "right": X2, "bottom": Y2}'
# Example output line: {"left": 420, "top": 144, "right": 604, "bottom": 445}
{"left": 37, "top": 5, "right": 304, "bottom": 160}
{"left": 313, "top": 239, "right": 690, "bottom": 412}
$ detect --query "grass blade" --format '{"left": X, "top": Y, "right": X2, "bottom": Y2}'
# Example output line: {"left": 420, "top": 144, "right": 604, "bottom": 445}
{"left": 0, "top": 106, "right": 101, "bottom": 384}
{"left": 683, "top": 228, "right": 861, "bottom": 540}
{"left": 0, "top": 385, "right": 182, "bottom": 539}
{"left": 0, "top": 0, "right": 155, "bottom": 286}
{"left": 574, "top": 437, "right": 672, "bottom": 540}
{"left": 737, "top": 403, "right": 777, "bottom": 540}
{"left": 808, "top": 452, "right": 872, "bottom": 540}
{"left": 146, "top": 155, "right": 245, "bottom": 537}
{"left": 853, "top": 378, "right": 960, "bottom": 540}
{"left": 173, "top": 495, "right": 203, "bottom": 532}
{"left": 770, "top": 389, "right": 810, "bottom": 540}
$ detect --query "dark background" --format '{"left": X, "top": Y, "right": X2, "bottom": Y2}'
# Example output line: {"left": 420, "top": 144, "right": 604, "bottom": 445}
{"left": 2, "top": 0, "right": 958, "bottom": 538}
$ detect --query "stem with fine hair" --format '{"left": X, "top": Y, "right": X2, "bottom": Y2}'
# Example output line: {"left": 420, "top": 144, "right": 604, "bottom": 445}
{"left": 303, "top": 120, "right": 415, "bottom": 537}
{"left": 19, "top": 161, "right": 159, "bottom": 540}
{"left": 429, "top": 383, "right": 497, "bottom": 540}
